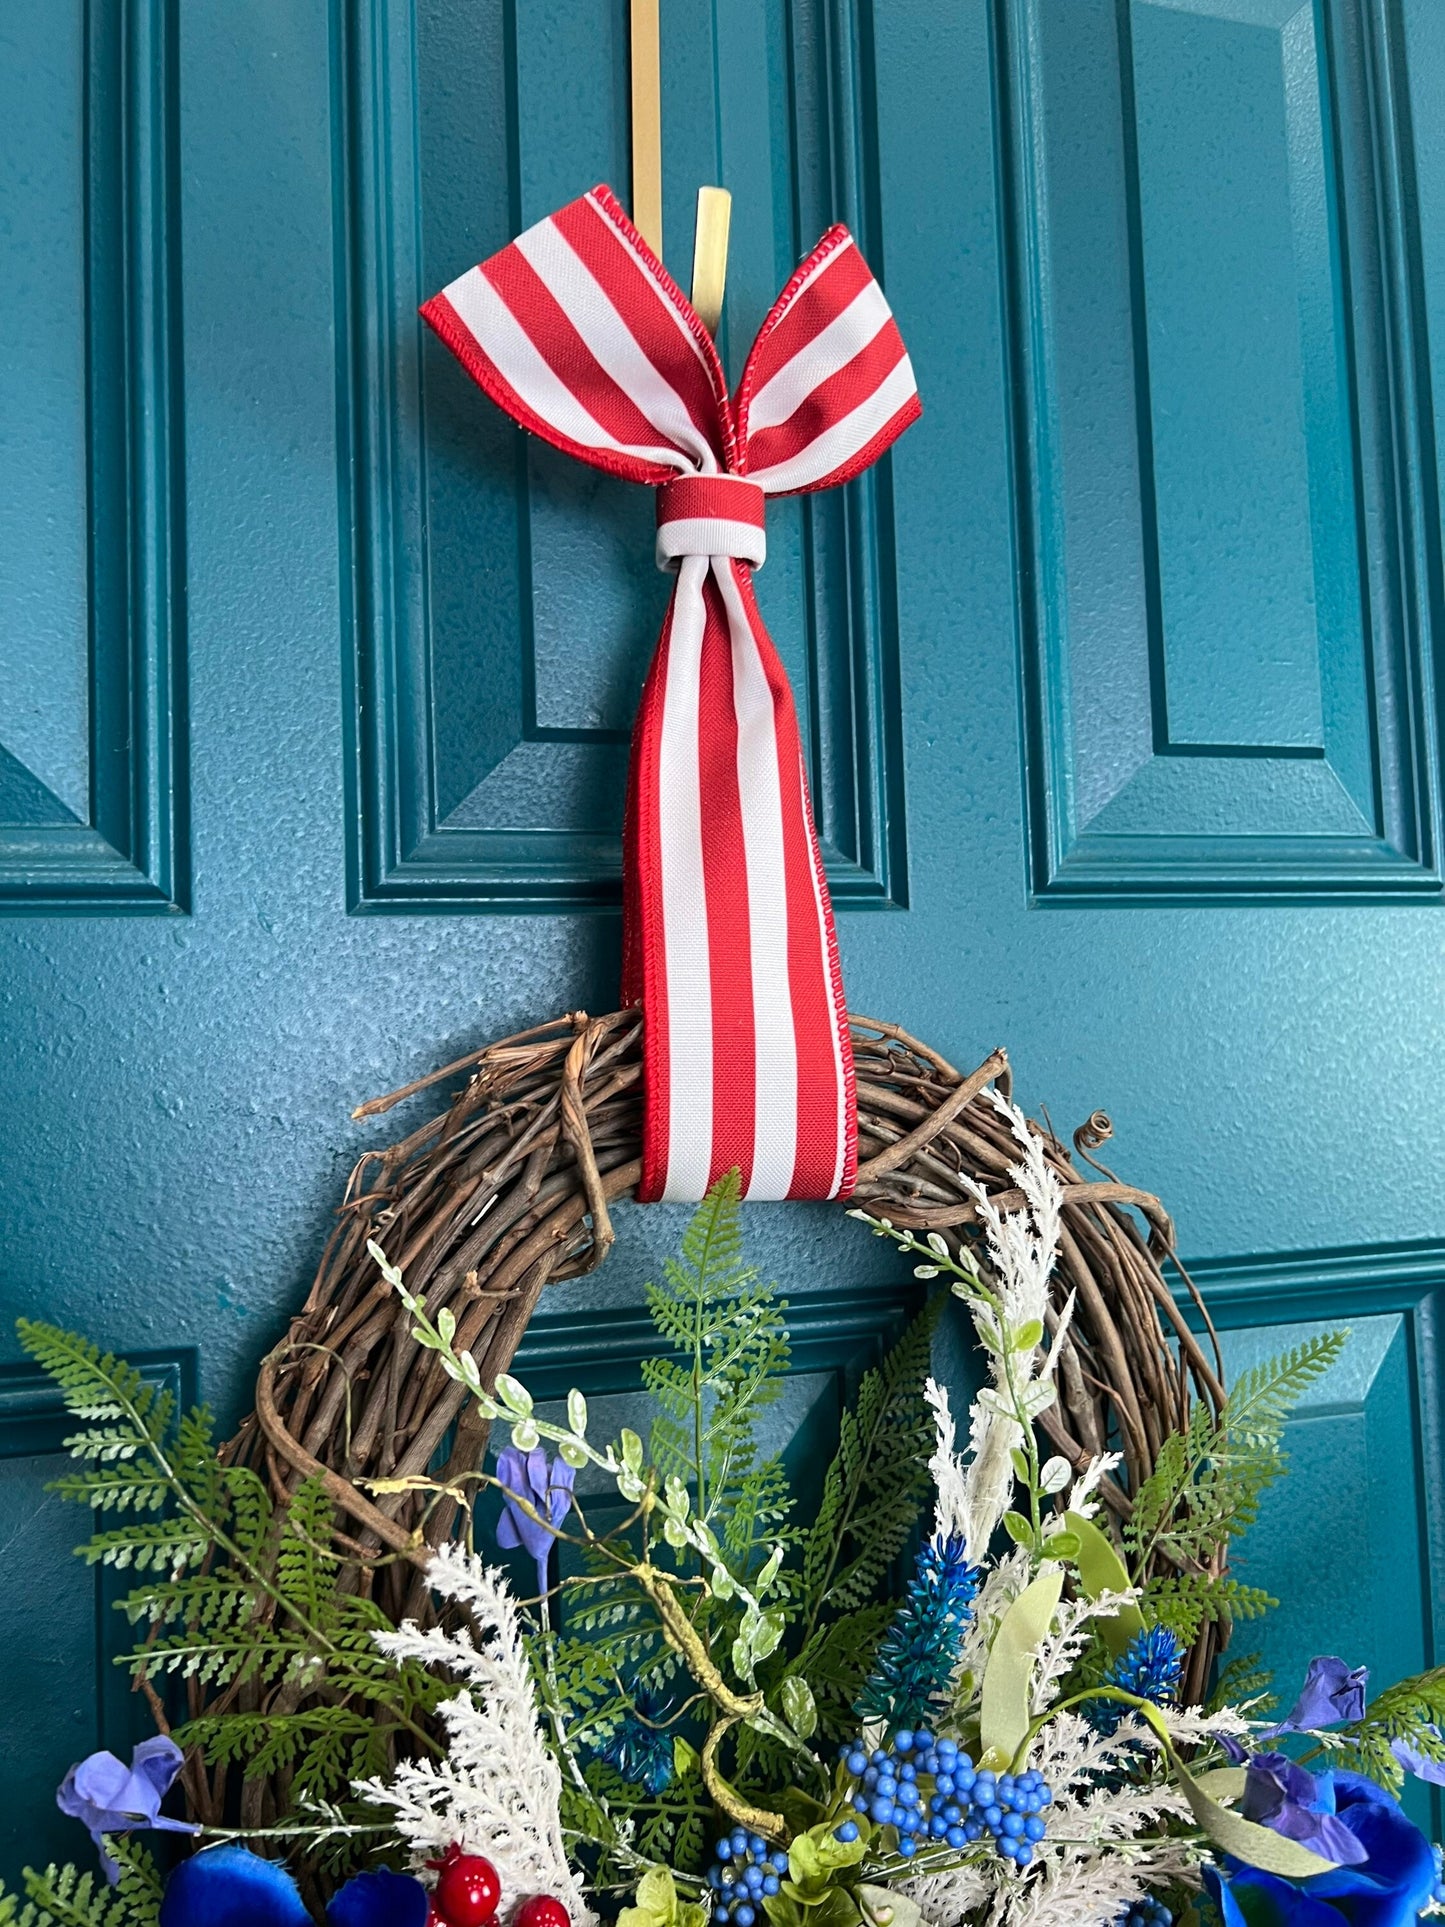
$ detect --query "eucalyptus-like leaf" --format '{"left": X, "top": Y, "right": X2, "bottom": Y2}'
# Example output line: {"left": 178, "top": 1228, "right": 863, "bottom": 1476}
{"left": 753, "top": 1608, "right": 785, "bottom": 1662}
{"left": 1002, "top": 1510, "right": 1033, "bottom": 1548}
{"left": 621, "top": 1428, "right": 644, "bottom": 1470}
{"left": 914, "top": 1265, "right": 940, "bottom": 1280}
{"left": 663, "top": 1516, "right": 688, "bottom": 1548}
{"left": 509, "top": 1418, "right": 540, "bottom": 1452}
{"left": 926, "top": 1233, "right": 950, "bottom": 1257}
{"left": 757, "top": 1544, "right": 784, "bottom": 1592}
{"left": 1039, "top": 1455, "right": 1072, "bottom": 1495}
{"left": 1020, "top": 1378, "right": 1057, "bottom": 1418}
{"left": 558, "top": 1437, "right": 588, "bottom": 1469}
{"left": 567, "top": 1388, "right": 588, "bottom": 1435}
{"left": 710, "top": 1565, "right": 735, "bottom": 1600}
{"left": 781, "top": 1675, "right": 818, "bottom": 1740}
{"left": 437, "top": 1305, "right": 456, "bottom": 1345}
{"left": 494, "top": 1373, "right": 533, "bottom": 1417}
{"left": 617, "top": 1469, "right": 645, "bottom": 1502}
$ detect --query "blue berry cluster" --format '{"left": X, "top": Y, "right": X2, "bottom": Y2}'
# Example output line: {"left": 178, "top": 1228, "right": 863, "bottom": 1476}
{"left": 841, "top": 1729, "right": 1053, "bottom": 1866}
{"left": 1117, "top": 1897, "right": 1173, "bottom": 1927}
{"left": 708, "top": 1830, "right": 790, "bottom": 1925}
{"left": 1431, "top": 1844, "right": 1445, "bottom": 1908}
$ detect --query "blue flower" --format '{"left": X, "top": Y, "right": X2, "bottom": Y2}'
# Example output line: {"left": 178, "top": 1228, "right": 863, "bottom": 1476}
{"left": 1087, "top": 1626, "right": 1183, "bottom": 1737}
{"left": 1241, "top": 1753, "right": 1368, "bottom": 1867}
{"left": 495, "top": 1444, "right": 576, "bottom": 1597}
{"left": 596, "top": 1687, "right": 675, "bottom": 1793}
{"left": 1203, "top": 1771, "right": 1436, "bottom": 1927}
{"left": 158, "top": 1845, "right": 427, "bottom": 1927}
{"left": 855, "top": 1532, "right": 981, "bottom": 1729}
{"left": 56, "top": 1737, "right": 197, "bottom": 1882}
{"left": 1273, "top": 1657, "right": 1369, "bottom": 1734}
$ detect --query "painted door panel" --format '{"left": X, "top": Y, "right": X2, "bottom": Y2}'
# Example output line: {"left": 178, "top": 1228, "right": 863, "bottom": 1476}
{"left": 3, "top": 0, "right": 1445, "bottom": 1866}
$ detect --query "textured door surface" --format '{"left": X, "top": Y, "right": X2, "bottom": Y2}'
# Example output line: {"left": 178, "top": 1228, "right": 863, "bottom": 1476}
{"left": 4, "top": 0, "right": 1445, "bottom": 1872}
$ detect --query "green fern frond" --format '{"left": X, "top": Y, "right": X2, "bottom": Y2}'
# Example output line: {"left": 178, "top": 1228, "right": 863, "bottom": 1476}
{"left": 798, "top": 1303, "right": 937, "bottom": 1635}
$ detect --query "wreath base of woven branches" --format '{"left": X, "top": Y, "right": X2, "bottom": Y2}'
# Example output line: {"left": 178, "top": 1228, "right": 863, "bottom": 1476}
{"left": 226, "top": 1009, "right": 1226, "bottom": 1746}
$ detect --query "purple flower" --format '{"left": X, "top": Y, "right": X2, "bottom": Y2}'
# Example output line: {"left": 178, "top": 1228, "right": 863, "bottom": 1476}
{"left": 1388, "top": 1726, "right": 1445, "bottom": 1785}
{"left": 56, "top": 1736, "right": 197, "bottom": 1882}
{"left": 158, "top": 1845, "right": 428, "bottom": 1927}
{"left": 1242, "top": 1752, "right": 1369, "bottom": 1867}
{"left": 1273, "top": 1657, "right": 1369, "bottom": 1733}
{"left": 1204, "top": 1772, "right": 1436, "bottom": 1927}
{"left": 495, "top": 1444, "right": 576, "bottom": 1596}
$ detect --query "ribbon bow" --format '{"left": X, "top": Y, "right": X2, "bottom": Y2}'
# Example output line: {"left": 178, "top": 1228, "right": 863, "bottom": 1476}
{"left": 423, "top": 185, "right": 919, "bottom": 1202}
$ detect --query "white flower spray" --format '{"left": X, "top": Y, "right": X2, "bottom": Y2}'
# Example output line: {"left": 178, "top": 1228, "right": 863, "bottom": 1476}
{"left": 356, "top": 1543, "right": 595, "bottom": 1926}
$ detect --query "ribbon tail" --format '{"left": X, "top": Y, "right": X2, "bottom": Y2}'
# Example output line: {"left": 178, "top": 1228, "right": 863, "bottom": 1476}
{"left": 625, "top": 557, "right": 857, "bottom": 1203}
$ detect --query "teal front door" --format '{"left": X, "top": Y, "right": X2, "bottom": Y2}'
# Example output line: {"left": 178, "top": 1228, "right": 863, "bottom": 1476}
{"left": 5, "top": 0, "right": 1445, "bottom": 1872}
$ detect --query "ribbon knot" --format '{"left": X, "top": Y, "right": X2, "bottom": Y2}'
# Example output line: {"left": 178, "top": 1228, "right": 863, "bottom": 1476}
{"left": 656, "top": 475, "right": 766, "bottom": 569}
{"left": 422, "top": 184, "right": 919, "bottom": 1202}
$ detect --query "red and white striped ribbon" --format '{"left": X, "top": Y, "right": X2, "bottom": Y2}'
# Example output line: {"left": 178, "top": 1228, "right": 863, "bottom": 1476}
{"left": 422, "top": 184, "right": 919, "bottom": 1202}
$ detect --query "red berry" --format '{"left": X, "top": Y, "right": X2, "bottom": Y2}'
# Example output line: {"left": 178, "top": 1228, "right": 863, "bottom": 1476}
{"left": 515, "top": 1898, "right": 571, "bottom": 1927}
{"left": 435, "top": 1854, "right": 502, "bottom": 1927}
{"left": 428, "top": 1909, "right": 450, "bottom": 1927}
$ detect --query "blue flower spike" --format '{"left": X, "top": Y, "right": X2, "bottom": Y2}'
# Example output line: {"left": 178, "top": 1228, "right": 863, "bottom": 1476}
{"left": 157, "top": 1844, "right": 428, "bottom": 1927}
{"left": 856, "top": 1535, "right": 982, "bottom": 1729}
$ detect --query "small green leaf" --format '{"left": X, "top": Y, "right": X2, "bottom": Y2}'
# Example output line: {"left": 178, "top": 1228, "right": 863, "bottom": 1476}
{"left": 567, "top": 1388, "right": 588, "bottom": 1435}
{"left": 1010, "top": 1447, "right": 1031, "bottom": 1482}
{"left": 674, "top": 1732, "right": 699, "bottom": 1776}
{"left": 621, "top": 1427, "right": 644, "bottom": 1470}
{"left": 1045, "top": 1529, "right": 1080, "bottom": 1560}
{"left": 979, "top": 1566, "right": 1065, "bottom": 1768}
{"left": 494, "top": 1373, "right": 533, "bottom": 1416}
{"left": 1039, "top": 1455, "right": 1072, "bottom": 1495}
{"left": 510, "top": 1418, "right": 540, "bottom": 1452}
{"left": 558, "top": 1438, "right": 587, "bottom": 1469}
{"left": 781, "top": 1674, "right": 818, "bottom": 1739}
{"left": 437, "top": 1305, "right": 456, "bottom": 1345}
{"left": 1002, "top": 1510, "right": 1034, "bottom": 1547}
{"left": 1013, "top": 1319, "right": 1044, "bottom": 1352}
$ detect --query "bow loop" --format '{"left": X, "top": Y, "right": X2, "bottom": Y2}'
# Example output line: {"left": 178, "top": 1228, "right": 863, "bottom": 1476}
{"left": 736, "top": 227, "right": 920, "bottom": 494}
{"left": 422, "top": 185, "right": 734, "bottom": 485}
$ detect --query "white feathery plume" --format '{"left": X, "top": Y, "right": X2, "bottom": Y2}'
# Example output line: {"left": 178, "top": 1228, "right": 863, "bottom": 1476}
{"left": 357, "top": 1544, "right": 594, "bottom": 1926}
{"left": 1064, "top": 1452, "right": 1121, "bottom": 1521}
{"left": 958, "top": 1393, "right": 1020, "bottom": 1568}
{"left": 944, "top": 1099, "right": 1069, "bottom": 1567}
{"left": 902, "top": 1861, "right": 989, "bottom": 1927}
{"left": 924, "top": 1378, "right": 972, "bottom": 1547}
{"left": 1028, "top": 1587, "right": 1142, "bottom": 1716}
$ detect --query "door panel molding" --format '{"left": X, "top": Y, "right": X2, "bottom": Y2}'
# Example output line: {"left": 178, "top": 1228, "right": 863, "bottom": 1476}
{"left": 1177, "top": 1237, "right": 1445, "bottom": 1676}
{"left": 0, "top": 0, "right": 186, "bottom": 915}
{"left": 995, "top": 0, "right": 1444, "bottom": 904}
{"left": 337, "top": 0, "right": 909, "bottom": 914}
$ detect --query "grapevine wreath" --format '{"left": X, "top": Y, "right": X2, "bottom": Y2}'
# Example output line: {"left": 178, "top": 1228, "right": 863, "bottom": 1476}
{"left": 204, "top": 1008, "right": 1228, "bottom": 1834}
